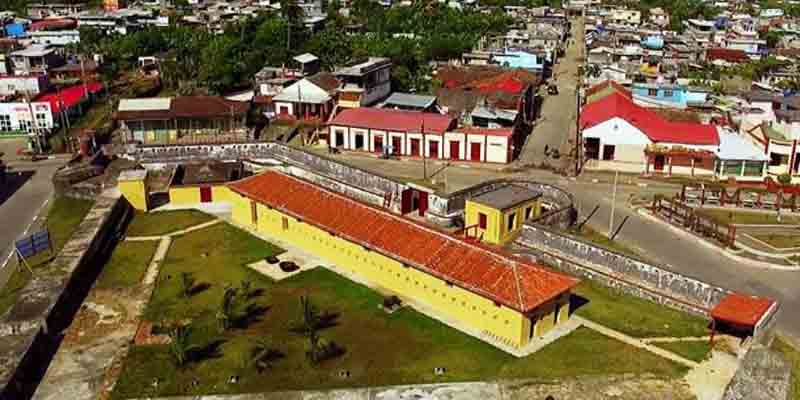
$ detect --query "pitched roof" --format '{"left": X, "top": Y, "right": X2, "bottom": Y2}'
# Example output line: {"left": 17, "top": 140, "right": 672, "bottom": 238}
{"left": 711, "top": 293, "right": 775, "bottom": 327}
{"left": 581, "top": 92, "right": 720, "bottom": 145}
{"left": 35, "top": 82, "right": 103, "bottom": 114}
{"left": 115, "top": 96, "right": 248, "bottom": 120}
{"left": 273, "top": 77, "right": 333, "bottom": 104}
{"left": 329, "top": 108, "right": 455, "bottom": 135}
{"left": 707, "top": 48, "right": 749, "bottom": 63}
{"left": 229, "top": 171, "right": 578, "bottom": 312}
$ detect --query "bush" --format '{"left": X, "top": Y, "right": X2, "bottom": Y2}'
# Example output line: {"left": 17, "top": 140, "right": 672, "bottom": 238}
{"left": 778, "top": 173, "right": 792, "bottom": 185}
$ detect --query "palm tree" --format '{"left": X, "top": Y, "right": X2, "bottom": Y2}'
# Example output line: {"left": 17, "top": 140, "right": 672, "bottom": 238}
{"left": 169, "top": 324, "right": 200, "bottom": 368}
{"left": 290, "top": 296, "right": 324, "bottom": 364}
{"left": 181, "top": 272, "right": 196, "bottom": 298}
{"left": 217, "top": 286, "right": 239, "bottom": 332}
{"left": 250, "top": 338, "right": 279, "bottom": 373}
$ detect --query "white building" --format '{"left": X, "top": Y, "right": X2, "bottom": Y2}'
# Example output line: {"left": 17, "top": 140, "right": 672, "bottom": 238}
{"left": 0, "top": 101, "right": 55, "bottom": 136}
{"left": 0, "top": 75, "right": 50, "bottom": 97}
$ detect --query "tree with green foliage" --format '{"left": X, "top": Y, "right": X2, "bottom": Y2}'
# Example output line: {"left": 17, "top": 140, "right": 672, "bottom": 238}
{"left": 169, "top": 324, "right": 200, "bottom": 368}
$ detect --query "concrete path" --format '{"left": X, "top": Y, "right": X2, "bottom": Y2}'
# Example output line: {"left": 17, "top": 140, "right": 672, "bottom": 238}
{"left": 643, "top": 337, "right": 713, "bottom": 343}
{"left": 32, "top": 218, "right": 218, "bottom": 400}
{"left": 574, "top": 316, "right": 700, "bottom": 368}
{"left": 684, "top": 351, "right": 739, "bottom": 400}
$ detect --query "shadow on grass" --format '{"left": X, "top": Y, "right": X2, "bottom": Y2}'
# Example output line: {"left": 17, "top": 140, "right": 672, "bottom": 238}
{"left": 569, "top": 293, "right": 590, "bottom": 315}
{"left": 232, "top": 305, "right": 271, "bottom": 329}
{"left": 188, "top": 339, "right": 226, "bottom": 364}
{"left": 187, "top": 282, "right": 212, "bottom": 297}
{"left": 318, "top": 311, "right": 340, "bottom": 330}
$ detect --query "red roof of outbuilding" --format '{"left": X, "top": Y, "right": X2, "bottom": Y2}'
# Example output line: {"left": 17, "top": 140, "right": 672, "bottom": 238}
{"left": 29, "top": 18, "right": 77, "bottom": 31}
{"left": 228, "top": 171, "right": 579, "bottom": 312}
{"left": 35, "top": 82, "right": 103, "bottom": 114}
{"left": 580, "top": 92, "right": 720, "bottom": 145}
{"left": 329, "top": 108, "right": 455, "bottom": 135}
{"left": 711, "top": 293, "right": 775, "bottom": 327}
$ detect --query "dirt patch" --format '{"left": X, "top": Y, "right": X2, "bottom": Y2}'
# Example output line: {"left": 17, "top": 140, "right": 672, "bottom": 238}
{"left": 504, "top": 374, "right": 694, "bottom": 400}
{"left": 62, "top": 290, "right": 131, "bottom": 348}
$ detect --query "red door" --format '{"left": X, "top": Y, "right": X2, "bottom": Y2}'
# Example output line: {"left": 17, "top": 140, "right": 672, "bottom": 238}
{"left": 449, "top": 141, "right": 460, "bottom": 160}
{"left": 200, "top": 186, "right": 212, "bottom": 203}
{"left": 410, "top": 138, "right": 421, "bottom": 156}
{"left": 429, "top": 141, "right": 439, "bottom": 158}
{"left": 654, "top": 155, "right": 665, "bottom": 171}
{"left": 392, "top": 137, "right": 402, "bottom": 155}
{"left": 418, "top": 191, "right": 428, "bottom": 216}
{"left": 400, "top": 189, "right": 413, "bottom": 214}
{"left": 374, "top": 136, "right": 383, "bottom": 153}
{"left": 470, "top": 142, "right": 482, "bottom": 161}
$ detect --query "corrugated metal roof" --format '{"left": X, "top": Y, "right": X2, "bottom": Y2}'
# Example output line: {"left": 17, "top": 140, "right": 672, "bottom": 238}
{"left": 228, "top": 171, "right": 578, "bottom": 312}
{"left": 384, "top": 93, "right": 437, "bottom": 109}
{"left": 118, "top": 98, "right": 171, "bottom": 112}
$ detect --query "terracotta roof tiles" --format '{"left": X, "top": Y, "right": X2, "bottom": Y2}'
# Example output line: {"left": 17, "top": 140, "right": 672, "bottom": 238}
{"left": 229, "top": 171, "right": 578, "bottom": 312}
{"left": 711, "top": 293, "right": 775, "bottom": 327}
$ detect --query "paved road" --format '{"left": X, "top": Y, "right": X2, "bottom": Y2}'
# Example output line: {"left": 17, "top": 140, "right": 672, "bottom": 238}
{"left": 0, "top": 139, "right": 65, "bottom": 270}
{"left": 516, "top": 17, "right": 583, "bottom": 169}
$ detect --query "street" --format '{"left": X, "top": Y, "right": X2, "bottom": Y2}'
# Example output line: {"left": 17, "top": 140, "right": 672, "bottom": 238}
{"left": 0, "top": 139, "right": 64, "bottom": 270}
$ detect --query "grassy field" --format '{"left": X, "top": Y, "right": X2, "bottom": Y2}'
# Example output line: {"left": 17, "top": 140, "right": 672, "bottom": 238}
{"left": 111, "top": 226, "right": 687, "bottom": 399}
{"left": 653, "top": 340, "right": 712, "bottom": 363}
{"left": 751, "top": 234, "right": 800, "bottom": 249}
{"left": 772, "top": 336, "right": 800, "bottom": 400}
{"left": 568, "top": 225, "right": 643, "bottom": 260}
{"left": 695, "top": 208, "right": 800, "bottom": 226}
{"left": 573, "top": 281, "right": 710, "bottom": 339}
{"left": 95, "top": 241, "right": 160, "bottom": 289}
{"left": 126, "top": 210, "right": 215, "bottom": 237}
{"left": 0, "top": 197, "right": 94, "bottom": 315}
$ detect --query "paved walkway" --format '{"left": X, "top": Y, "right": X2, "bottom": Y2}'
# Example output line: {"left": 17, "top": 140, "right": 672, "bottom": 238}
{"left": 32, "top": 218, "right": 220, "bottom": 400}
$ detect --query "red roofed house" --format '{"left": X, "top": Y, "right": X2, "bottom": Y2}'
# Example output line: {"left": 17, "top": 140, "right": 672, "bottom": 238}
{"left": 328, "top": 107, "right": 518, "bottom": 163}
{"left": 705, "top": 48, "right": 750, "bottom": 64}
{"left": 581, "top": 91, "right": 723, "bottom": 176}
{"left": 226, "top": 170, "right": 579, "bottom": 353}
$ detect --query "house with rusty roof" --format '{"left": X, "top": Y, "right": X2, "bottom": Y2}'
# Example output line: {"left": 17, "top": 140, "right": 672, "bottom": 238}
{"left": 272, "top": 72, "right": 339, "bottom": 122}
{"left": 224, "top": 170, "right": 578, "bottom": 354}
{"left": 115, "top": 96, "right": 249, "bottom": 145}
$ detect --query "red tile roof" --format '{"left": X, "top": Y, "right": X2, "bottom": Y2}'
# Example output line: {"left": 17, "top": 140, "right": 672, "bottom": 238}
{"left": 580, "top": 92, "right": 720, "bottom": 145}
{"left": 711, "top": 293, "right": 775, "bottom": 327}
{"left": 35, "top": 82, "right": 103, "bottom": 114}
{"left": 29, "top": 18, "right": 77, "bottom": 31}
{"left": 585, "top": 80, "right": 632, "bottom": 99}
{"left": 457, "top": 126, "right": 515, "bottom": 137}
{"left": 707, "top": 48, "right": 749, "bottom": 63}
{"left": 329, "top": 108, "right": 456, "bottom": 135}
{"left": 229, "top": 171, "right": 578, "bottom": 312}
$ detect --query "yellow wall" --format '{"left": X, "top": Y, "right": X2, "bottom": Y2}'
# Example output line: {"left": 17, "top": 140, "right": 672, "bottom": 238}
{"left": 228, "top": 190, "right": 570, "bottom": 350}
{"left": 119, "top": 179, "right": 148, "bottom": 211}
{"left": 464, "top": 198, "right": 541, "bottom": 245}
{"left": 168, "top": 186, "right": 202, "bottom": 205}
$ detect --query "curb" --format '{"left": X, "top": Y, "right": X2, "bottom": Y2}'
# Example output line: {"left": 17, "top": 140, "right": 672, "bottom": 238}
{"left": 636, "top": 208, "right": 800, "bottom": 272}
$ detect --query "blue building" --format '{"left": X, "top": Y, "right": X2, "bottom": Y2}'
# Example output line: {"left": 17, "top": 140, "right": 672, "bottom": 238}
{"left": 492, "top": 50, "right": 547, "bottom": 73}
{"left": 632, "top": 83, "right": 710, "bottom": 109}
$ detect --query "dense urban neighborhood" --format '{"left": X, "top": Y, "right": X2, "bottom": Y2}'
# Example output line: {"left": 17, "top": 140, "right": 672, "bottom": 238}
{"left": 0, "top": 0, "right": 800, "bottom": 399}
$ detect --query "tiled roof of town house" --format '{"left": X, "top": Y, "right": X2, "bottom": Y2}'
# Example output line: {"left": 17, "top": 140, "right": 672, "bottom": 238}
{"left": 711, "top": 293, "right": 775, "bottom": 327}
{"left": 229, "top": 171, "right": 579, "bottom": 312}
{"left": 580, "top": 91, "right": 720, "bottom": 146}
{"left": 115, "top": 96, "right": 248, "bottom": 120}
{"left": 706, "top": 48, "right": 749, "bottom": 63}
{"left": 329, "top": 107, "right": 456, "bottom": 135}
{"left": 585, "top": 80, "right": 632, "bottom": 100}
{"left": 35, "top": 82, "right": 104, "bottom": 114}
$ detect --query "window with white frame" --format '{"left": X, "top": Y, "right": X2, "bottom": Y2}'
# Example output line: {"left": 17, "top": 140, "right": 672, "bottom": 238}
{"left": 0, "top": 115, "right": 11, "bottom": 132}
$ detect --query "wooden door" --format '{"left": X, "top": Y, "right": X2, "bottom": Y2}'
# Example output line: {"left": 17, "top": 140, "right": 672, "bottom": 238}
{"left": 200, "top": 186, "right": 212, "bottom": 203}
{"left": 410, "top": 138, "right": 420, "bottom": 156}
{"left": 400, "top": 189, "right": 413, "bottom": 214}
{"left": 449, "top": 141, "right": 460, "bottom": 160}
{"left": 654, "top": 155, "right": 665, "bottom": 171}
{"left": 429, "top": 141, "right": 439, "bottom": 158}
{"left": 374, "top": 136, "right": 383, "bottom": 153}
{"left": 392, "top": 137, "right": 402, "bottom": 155}
{"left": 418, "top": 191, "right": 428, "bottom": 216}
{"left": 470, "top": 142, "right": 482, "bottom": 161}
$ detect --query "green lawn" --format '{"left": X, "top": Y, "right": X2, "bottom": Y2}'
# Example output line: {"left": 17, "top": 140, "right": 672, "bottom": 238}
{"left": 751, "top": 234, "right": 800, "bottom": 249}
{"left": 0, "top": 196, "right": 93, "bottom": 315}
{"left": 573, "top": 281, "right": 710, "bottom": 339}
{"left": 772, "top": 336, "right": 800, "bottom": 400}
{"left": 111, "top": 225, "right": 686, "bottom": 398}
{"left": 95, "top": 241, "right": 160, "bottom": 290}
{"left": 568, "top": 225, "right": 643, "bottom": 260}
{"left": 653, "top": 340, "right": 712, "bottom": 363}
{"left": 126, "top": 210, "right": 215, "bottom": 237}
{"left": 695, "top": 208, "right": 800, "bottom": 226}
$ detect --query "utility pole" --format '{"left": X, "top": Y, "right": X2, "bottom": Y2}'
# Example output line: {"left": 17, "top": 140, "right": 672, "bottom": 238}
{"left": 421, "top": 117, "right": 427, "bottom": 181}
{"left": 608, "top": 170, "right": 618, "bottom": 237}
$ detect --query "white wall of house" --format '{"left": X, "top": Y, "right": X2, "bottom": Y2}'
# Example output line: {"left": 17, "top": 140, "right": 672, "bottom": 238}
{"left": 0, "top": 101, "right": 55, "bottom": 134}
{"left": 444, "top": 132, "right": 465, "bottom": 160}
{"left": 370, "top": 129, "right": 387, "bottom": 152}
{"left": 486, "top": 136, "right": 510, "bottom": 163}
{"left": 583, "top": 118, "right": 652, "bottom": 146}
{"left": 275, "top": 101, "right": 294, "bottom": 116}
{"left": 424, "top": 135, "right": 442, "bottom": 158}
{"left": 466, "top": 134, "right": 486, "bottom": 161}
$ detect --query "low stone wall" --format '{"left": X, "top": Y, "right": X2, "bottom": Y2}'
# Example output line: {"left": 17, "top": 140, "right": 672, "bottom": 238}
{"left": 515, "top": 223, "right": 729, "bottom": 316}
{"left": 0, "top": 194, "right": 129, "bottom": 399}
{"left": 722, "top": 347, "right": 792, "bottom": 400}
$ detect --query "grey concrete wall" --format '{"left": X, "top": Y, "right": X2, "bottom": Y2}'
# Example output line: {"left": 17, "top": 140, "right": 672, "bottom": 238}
{"left": 722, "top": 347, "right": 792, "bottom": 400}
{"left": 515, "top": 223, "right": 728, "bottom": 316}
